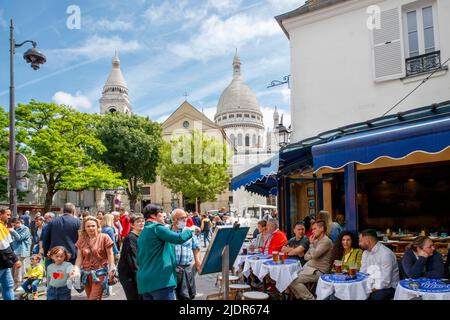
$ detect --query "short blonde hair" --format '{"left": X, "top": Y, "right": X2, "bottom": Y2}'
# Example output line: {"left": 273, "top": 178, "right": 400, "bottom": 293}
{"left": 101, "top": 213, "right": 115, "bottom": 228}
{"left": 79, "top": 216, "right": 101, "bottom": 239}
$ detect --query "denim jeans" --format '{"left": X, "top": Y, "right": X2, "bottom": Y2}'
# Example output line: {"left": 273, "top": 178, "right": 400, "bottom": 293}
{"left": 142, "top": 286, "right": 176, "bottom": 300}
{"left": 0, "top": 268, "right": 14, "bottom": 300}
{"left": 47, "top": 286, "right": 71, "bottom": 300}
{"left": 21, "top": 279, "right": 41, "bottom": 293}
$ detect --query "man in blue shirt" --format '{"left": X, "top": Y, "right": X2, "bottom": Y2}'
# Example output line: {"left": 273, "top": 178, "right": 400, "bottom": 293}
{"left": 21, "top": 211, "right": 31, "bottom": 228}
{"left": 171, "top": 208, "right": 201, "bottom": 300}
{"left": 41, "top": 203, "right": 80, "bottom": 267}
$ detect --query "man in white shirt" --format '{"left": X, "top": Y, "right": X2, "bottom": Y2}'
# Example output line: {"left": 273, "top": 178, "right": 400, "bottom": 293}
{"left": 359, "top": 229, "right": 399, "bottom": 300}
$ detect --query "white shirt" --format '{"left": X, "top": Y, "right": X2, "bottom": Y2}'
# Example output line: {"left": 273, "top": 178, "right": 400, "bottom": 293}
{"left": 360, "top": 242, "right": 399, "bottom": 290}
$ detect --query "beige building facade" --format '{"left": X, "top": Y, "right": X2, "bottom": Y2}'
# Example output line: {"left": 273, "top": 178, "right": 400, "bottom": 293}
{"left": 142, "top": 101, "right": 232, "bottom": 213}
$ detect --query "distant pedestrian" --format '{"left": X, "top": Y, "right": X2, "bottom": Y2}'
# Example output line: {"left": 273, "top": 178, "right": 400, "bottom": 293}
{"left": 192, "top": 213, "right": 201, "bottom": 228}
{"left": 136, "top": 204, "right": 196, "bottom": 300}
{"left": 101, "top": 214, "right": 119, "bottom": 257}
{"left": 0, "top": 208, "right": 21, "bottom": 300}
{"left": 96, "top": 211, "right": 104, "bottom": 223}
{"left": 118, "top": 214, "right": 145, "bottom": 300}
{"left": 41, "top": 203, "right": 81, "bottom": 266}
{"left": 31, "top": 216, "right": 44, "bottom": 255}
{"left": 112, "top": 211, "right": 123, "bottom": 247}
{"left": 119, "top": 209, "right": 131, "bottom": 240}
{"left": 9, "top": 217, "right": 32, "bottom": 290}
{"left": 330, "top": 214, "right": 346, "bottom": 241}
{"left": 200, "top": 214, "right": 212, "bottom": 248}
{"left": 22, "top": 211, "right": 31, "bottom": 228}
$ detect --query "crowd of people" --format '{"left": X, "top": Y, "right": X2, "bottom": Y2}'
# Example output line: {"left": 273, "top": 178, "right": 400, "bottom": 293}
{"left": 0, "top": 203, "right": 219, "bottom": 300}
{"left": 2, "top": 205, "right": 448, "bottom": 301}
{"left": 247, "top": 210, "right": 450, "bottom": 300}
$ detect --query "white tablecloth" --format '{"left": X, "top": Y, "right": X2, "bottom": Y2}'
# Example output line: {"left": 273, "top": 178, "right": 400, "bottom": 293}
{"left": 233, "top": 255, "right": 247, "bottom": 271}
{"left": 258, "top": 259, "right": 302, "bottom": 292}
{"left": 316, "top": 273, "right": 371, "bottom": 300}
{"left": 242, "top": 254, "right": 272, "bottom": 280}
{"left": 394, "top": 279, "right": 450, "bottom": 300}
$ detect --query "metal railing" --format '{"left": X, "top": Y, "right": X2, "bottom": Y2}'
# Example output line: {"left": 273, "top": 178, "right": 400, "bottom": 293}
{"left": 406, "top": 50, "right": 441, "bottom": 76}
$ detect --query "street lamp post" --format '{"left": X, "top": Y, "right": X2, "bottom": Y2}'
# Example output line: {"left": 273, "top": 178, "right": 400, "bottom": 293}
{"left": 9, "top": 19, "right": 46, "bottom": 217}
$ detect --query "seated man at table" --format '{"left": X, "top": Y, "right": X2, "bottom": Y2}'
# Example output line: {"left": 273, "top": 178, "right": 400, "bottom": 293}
{"left": 401, "top": 236, "right": 445, "bottom": 279}
{"left": 288, "top": 220, "right": 333, "bottom": 300}
{"left": 359, "top": 229, "right": 399, "bottom": 300}
{"left": 263, "top": 220, "right": 287, "bottom": 255}
{"left": 281, "top": 221, "right": 309, "bottom": 266}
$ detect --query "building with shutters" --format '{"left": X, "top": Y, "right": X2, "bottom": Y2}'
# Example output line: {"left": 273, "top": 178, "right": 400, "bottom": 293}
{"left": 276, "top": 0, "right": 449, "bottom": 143}
{"left": 265, "top": 0, "right": 450, "bottom": 237}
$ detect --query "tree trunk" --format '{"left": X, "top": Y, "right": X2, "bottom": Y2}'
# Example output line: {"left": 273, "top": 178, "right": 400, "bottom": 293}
{"left": 44, "top": 188, "right": 55, "bottom": 213}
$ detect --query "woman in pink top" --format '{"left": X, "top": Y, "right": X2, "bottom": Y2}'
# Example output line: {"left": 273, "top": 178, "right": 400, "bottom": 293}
{"left": 71, "top": 216, "right": 115, "bottom": 300}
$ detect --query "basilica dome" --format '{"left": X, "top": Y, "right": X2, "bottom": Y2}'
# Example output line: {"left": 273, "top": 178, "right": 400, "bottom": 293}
{"left": 215, "top": 52, "right": 264, "bottom": 129}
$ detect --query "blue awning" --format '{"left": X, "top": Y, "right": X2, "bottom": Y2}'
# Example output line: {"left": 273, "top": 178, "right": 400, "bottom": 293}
{"left": 231, "top": 154, "right": 279, "bottom": 196}
{"left": 312, "top": 116, "right": 450, "bottom": 172}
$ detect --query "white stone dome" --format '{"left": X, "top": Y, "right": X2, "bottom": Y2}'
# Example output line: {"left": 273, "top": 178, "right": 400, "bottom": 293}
{"left": 103, "top": 51, "right": 128, "bottom": 94}
{"left": 216, "top": 52, "right": 262, "bottom": 116}
{"left": 217, "top": 78, "right": 261, "bottom": 114}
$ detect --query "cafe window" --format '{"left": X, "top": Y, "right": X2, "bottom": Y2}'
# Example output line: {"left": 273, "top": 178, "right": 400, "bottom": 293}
{"left": 355, "top": 161, "right": 450, "bottom": 231}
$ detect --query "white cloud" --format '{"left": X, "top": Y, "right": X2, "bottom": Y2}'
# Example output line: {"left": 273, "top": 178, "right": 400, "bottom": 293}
{"left": 52, "top": 91, "right": 92, "bottom": 110}
{"left": 202, "top": 106, "right": 217, "bottom": 121}
{"left": 208, "top": 0, "right": 243, "bottom": 11}
{"left": 143, "top": 0, "right": 207, "bottom": 25}
{"left": 169, "top": 13, "right": 281, "bottom": 61}
{"left": 84, "top": 17, "right": 134, "bottom": 31}
{"left": 0, "top": 9, "right": 7, "bottom": 29}
{"left": 47, "top": 36, "right": 143, "bottom": 67}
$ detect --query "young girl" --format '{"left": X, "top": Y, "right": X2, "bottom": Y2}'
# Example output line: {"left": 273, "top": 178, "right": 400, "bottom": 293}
{"left": 46, "top": 246, "right": 73, "bottom": 300}
{"left": 21, "top": 254, "right": 45, "bottom": 299}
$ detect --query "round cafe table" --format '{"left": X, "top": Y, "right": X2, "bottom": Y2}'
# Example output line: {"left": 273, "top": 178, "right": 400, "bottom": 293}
{"left": 394, "top": 278, "right": 450, "bottom": 300}
{"left": 242, "top": 254, "right": 272, "bottom": 281}
{"left": 316, "top": 273, "right": 371, "bottom": 300}
{"left": 233, "top": 254, "right": 248, "bottom": 271}
{"left": 258, "top": 259, "right": 302, "bottom": 293}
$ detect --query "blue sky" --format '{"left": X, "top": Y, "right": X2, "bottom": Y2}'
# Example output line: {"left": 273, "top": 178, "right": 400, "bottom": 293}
{"left": 0, "top": 0, "right": 304, "bottom": 129}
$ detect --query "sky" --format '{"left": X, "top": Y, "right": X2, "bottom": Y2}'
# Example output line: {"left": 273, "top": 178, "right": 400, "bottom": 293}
{"left": 0, "top": 0, "right": 305, "bottom": 130}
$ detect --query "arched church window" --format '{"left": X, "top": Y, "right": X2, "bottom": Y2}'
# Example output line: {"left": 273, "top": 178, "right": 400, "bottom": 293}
{"left": 109, "top": 107, "right": 117, "bottom": 113}
{"left": 238, "top": 134, "right": 243, "bottom": 146}
{"left": 252, "top": 134, "right": 256, "bottom": 146}
{"left": 245, "top": 135, "right": 250, "bottom": 147}
{"left": 230, "top": 134, "right": 236, "bottom": 147}
{"left": 258, "top": 135, "right": 261, "bottom": 147}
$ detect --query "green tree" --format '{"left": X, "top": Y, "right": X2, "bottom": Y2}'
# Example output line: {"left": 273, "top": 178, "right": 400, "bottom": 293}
{"left": 0, "top": 107, "right": 8, "bottom": 201}
{"left": 16, "top": 100, "right": 126, "bottom": 212}
{"left": 95, "top": 113, "right": 163, "bottom": 211}
{"left": 159, "top": 130, "right": 231, "bottom": 212}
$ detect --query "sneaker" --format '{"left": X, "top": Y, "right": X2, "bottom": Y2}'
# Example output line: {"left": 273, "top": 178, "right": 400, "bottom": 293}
{"left": 15, "top": 286, "right": 24, "bottom": 292}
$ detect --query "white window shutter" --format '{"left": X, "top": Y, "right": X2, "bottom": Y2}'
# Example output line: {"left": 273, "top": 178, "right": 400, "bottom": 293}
{"left": 372, "top": 7, "right": 405, "bottom": 81}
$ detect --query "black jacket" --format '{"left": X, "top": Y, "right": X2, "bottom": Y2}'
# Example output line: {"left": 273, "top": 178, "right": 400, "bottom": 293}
{"left": 41, "top": 214, "right": 80, "bottom": 264}
{"left": 401, "top": 249, "right": 445, "bottom": 279}
{"left": 118, "top": 231, "right": 139, "bottom": 280}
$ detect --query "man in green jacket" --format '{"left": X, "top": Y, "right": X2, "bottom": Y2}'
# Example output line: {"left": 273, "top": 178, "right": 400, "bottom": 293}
{"left": 137, "top": 204, "right": 197, "bottom": 300}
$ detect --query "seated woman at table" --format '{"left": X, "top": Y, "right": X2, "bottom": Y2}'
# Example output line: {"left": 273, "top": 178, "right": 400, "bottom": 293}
{"left": 249, "top": 220, "right": 267, "bottom": 252}
{"left": 401, "top": 236, "right": 445, "bottom": 279}
{"left": 330, "top": 231, "right": 363, "bottom": 272}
